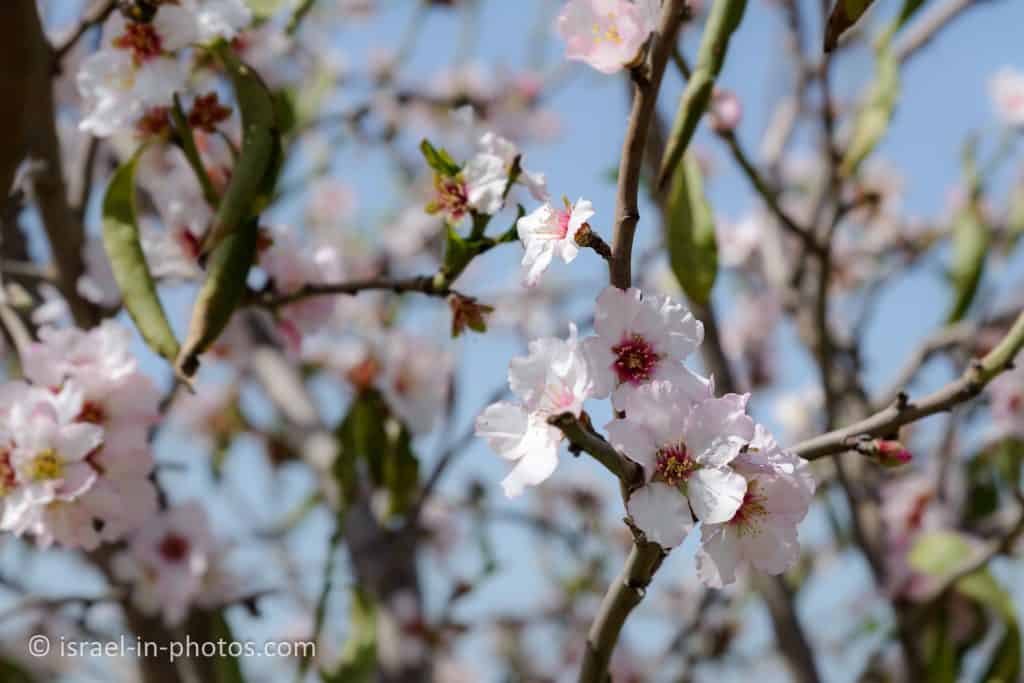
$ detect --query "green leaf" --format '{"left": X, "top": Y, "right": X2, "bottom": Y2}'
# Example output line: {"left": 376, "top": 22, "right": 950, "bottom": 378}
{"left": 171, "top": 95, "right": 220, "bottom": 207}
{"left": 211, "top": 611, "right": 246, "bottom": 683}
{"left": 665, "top": 155, "right": 718, "bottom": 305}
{"left": 946, "top": 146, "right": 989, "bottom": 324}
{"left": 101, "top": 147, "right": 181, "bottom": 363}
{"left": 658, "top": 0, "right": 747, "bottom": 187}
{"left": 907, "top": 530, "right": 978, "bottom": 578}
{"left": 176, "top": 221, "right": 259, "bottom": 379}
{"left": 200, "top": 44, "right": 281, "bottom": 258}
{"left": 1006, "top": 182, "right": 1024, "bottom": 250}
{"left": 244, "top": 0, "right": 287, "bottom": 19}
{"left": 419, "top": 139, "right": 461, "bottom": 177}
{"left": 825, "top": 0, "right": 877, "bottom": 52}
{"left": 840, "top": 42, "right": 899, "bottom": 176}
{"left": 383, "top": 424, "right": 419, "bottom": 517}
{"left": 321, "top": 588, "right": 377, "bottom": 683}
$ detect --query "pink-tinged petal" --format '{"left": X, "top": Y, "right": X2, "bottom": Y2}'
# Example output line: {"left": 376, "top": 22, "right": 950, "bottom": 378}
{"left": 696, "top": 524, "right": 740, "bottom": 588}
{"left": 687, "top": 467, "right": 746, "bottom": 524}
{"left": 521, "top": 239, "right": 555, "bottom": 287}
{"left": 627, "top": 482, "right": 693, "bottom": 548}
{"left": 684, "top": 394, "right": 754, "bottom": 467}
{"left": 56, "top": 463, "right": 98, "bottom": 500}
{"left": 475, "top": 402, "right": 530, "bottom": 459}
{"left": 658, "top": 297, "right": 704, "bottom": 361}
{"left": 652, "top": 363, "right": 713, "bottom": 404}
{"left": 744, "top": 519, "right": 800, "bottom": 575}
{"left": 582, "top": 336, "right": 617, "bottom": 399}
{"left": 567, "top": 198, "right": 595, "bottom": 234}
{"left": 500, "top": 420, "right": 561, "bottom": 497}
{"left": 593, "top": 286, "right": 638, "bottom": 342}
{"left": 605, "top": 418, "right": 658, "bottom": 477}
{"left": 56, "top": 422, "right": 105, "bottom": 462}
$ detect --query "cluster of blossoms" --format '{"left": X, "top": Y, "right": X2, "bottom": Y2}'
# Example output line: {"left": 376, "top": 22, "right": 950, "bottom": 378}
{"left": 0, "top": 322, "right": 230, "bottom": 625}
{"left": 476, "top": 286, "right": 816, "bottom": 587}
{"left": 77, "top": 0, "right": 252, "bottom": 137}
{"left": 557, "top": 0, "right": 661, "bottom": 74}
{"left": 0, "top": 322, "right": 159, "bottom": 549}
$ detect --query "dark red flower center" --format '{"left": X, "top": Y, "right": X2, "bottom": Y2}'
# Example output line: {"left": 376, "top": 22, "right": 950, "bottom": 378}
{"left": 113, "top": 22, "right": 164, "bottom": 65}
{"left": 611, "top": 334, "right": 660, "bottom": 385}
{"left": 159, "top": 533, "right": 190, "bottom": 562}
{"left": 655, "top": 443, "right": 696, "bottom": 486}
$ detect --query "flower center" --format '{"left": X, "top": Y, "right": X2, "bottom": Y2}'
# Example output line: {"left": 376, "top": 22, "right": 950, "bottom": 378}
{"left": 0, "top": 453, "right": 15, "bottom": 497}
{"left": 188, "top": 92, "right": 233, "bottom": 133}
{"left": 591, "top": 15, "right": 623, "bottom": 45}
{"left": 611, "top": 334, "right": 660, "bottom": 384}
{"left": 728, "top": 481, "right": 767, "bottom": 532}
{"left": 1009, "top": 394, "right": 1023, "bottom": 413}
{"left": 79, "top": 401, "right": 106, "bottom": 425}
{"left": 113, "top": 22, "right": 164, "bottom": 65}
{"left": 29, "top": 449, "right": 63, "bottom": 482}
{"left": 556, "top": 209, "right": 572, "bottom": 238}
{"left": 655, "top": 443, "right": 697, "bottom": 486}
{"left": 428, "top": 176, "right": 469, "bottom": 223}
{"left": 159, "top": 533, "right": 191, "bottom": 562}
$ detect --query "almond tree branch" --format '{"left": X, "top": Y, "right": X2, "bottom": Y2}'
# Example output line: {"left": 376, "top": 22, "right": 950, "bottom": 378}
{"left": 608, "top": 0, "right": 688, "bottom": 290}
{"left": 254, "top": 274, "right": 468, "bottom": 308}
{"left": 792, "top": 310, "right": 1024, "bottom": 461}
{"left": 575, "top": 3, "right": 688, "bottom": 681}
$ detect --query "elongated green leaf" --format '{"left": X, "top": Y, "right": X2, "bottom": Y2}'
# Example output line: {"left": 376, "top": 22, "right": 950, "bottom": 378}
{"left": 383, "top": 424, "right": 418, "bottom": 517}
{"left": 824, "top": 0, "right": 877, "bottom": 52}
{"left": 665, "top": 155, "right": 718, "bottom": 305}
{"left": 1007, "top": 182, "right": 1024, "bottom": 250}
{"left": 840, "top": 42, "right": 899, "bottom": 176}
{"left": 200, "top": 44, "right": 281, "bottom": 258}
{"left": 658, "top": 0, "right": 747, "bottom": 187}
{"left": 321, "top": 588, "right": 377, "bottom": 683}
{"left": 171, "top": 94, "right": 219, "bottom": 207}
{"left": 946, "top": 201, "right": 989, "bottom": 323}
{"left": 176, "top": 221, "right": 259, "bottom": 378}
{"left": 211, "top": 611, "right": 246, "bottom": 683}
{"left": 102, "top": 148, "right": 180, "bottom": 363}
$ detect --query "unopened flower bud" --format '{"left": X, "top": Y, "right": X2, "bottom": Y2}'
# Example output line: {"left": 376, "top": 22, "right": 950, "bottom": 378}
{"left": 710, "top": 88, "right": 742, "bottom": 134}
{"left": 871, "top": 439, "right": 912, "bottom": 467}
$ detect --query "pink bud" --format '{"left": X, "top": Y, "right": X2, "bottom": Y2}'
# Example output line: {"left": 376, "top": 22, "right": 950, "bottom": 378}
{"left": 873, "top": 439, "right": 912, "bottom": 467}
{"left": 710, "top": 88, "right": 742, "bottom": 133}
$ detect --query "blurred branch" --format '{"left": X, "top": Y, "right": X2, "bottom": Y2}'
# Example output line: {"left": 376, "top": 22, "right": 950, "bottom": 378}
{"left": 53, "top": 0, "right": 118, "bottom": 62}
{"left": 894, "top": 0, "right": 988, "bottom": 65}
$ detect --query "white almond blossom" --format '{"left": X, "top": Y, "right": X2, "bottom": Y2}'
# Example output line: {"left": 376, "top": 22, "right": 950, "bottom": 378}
{"left": 583, "top": 286, "right": 708, "bottom": 410}
{"left": 607, "top": 384, "right": 753, "bottom": 548}
{"left": 516, "top": 197, "right": 594, "bottom": 287}
{"left": 696, "top": 425, "right": 815, "bottom": 587}
{"left": 476, "top": 324, "right": 594, "bottom": 497}
{"left": 556, "top": 0, "right": 660, "bottom": 75}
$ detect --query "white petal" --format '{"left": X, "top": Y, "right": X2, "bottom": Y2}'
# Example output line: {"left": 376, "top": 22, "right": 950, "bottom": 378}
{"left": 687, "top": 467, "right": 746, "bottom": 524}
{"left": 500, "top": 420, "right": 560, "bottom": 497}
{"left": 605, "top": 418, "right": 658, "bottom": 476}
{"left": 696, "top": 524, "right": 739, "bottom": 588}
{"left": 684, "top": 394, "right": 754, "bottom": 467}
{"left": 475, "top": 402, "right": 530, "bottom": 459}
{"left": 626, "top": 482, "right": 693, "bottom": 548}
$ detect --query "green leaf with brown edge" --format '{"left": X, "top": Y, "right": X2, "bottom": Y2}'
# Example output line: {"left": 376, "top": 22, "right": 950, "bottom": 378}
{"left": 658, "top": 0, "right": 747, "bottom": 188}
{"left": 199, "top": 43, "right": 280, "bottom": 259}
{"left": 665, "top": 155, "right": 718, "bottom": 306}
{"left": 824, "top": 0, "right": 876, "bottom": 52}
{"left": 102, "top": 146, "right": 181, "bottom": 364}
{"left": 175, "top": 220, "right": 259, "bottom": 379}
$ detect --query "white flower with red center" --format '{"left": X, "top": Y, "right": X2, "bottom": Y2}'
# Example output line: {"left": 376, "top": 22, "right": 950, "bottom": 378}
{"left": 988, "top": 352, "right": 1024, "bottom": 439}
{"left": 463, "top": 132, "right": 549, "bottom": 215}
{"left": 1, "top": 384, "right": 104, "bottom": 539}
{"left": 113, "top": 502, "right": 218, "bottom": 627}
{"left": 607, "top": 384, "right": 752, "bottom": 548}
{"left": 556, "top": 0, "right": 660, "bottom": 75}
{"left": 516, "top": 197, "right": 594, "bottom": 286}
{"left": 476, "top": 324, "right": 594, "bottom": 497}
{"left": 695, "top": 425, "right": 815, "bottom": 587}
{"left": 989, "top": 66, "right": 1024, "bottom": 128}
{"left": 583, "top": 286, "right": 707, "bottom": 410}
